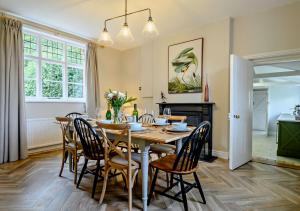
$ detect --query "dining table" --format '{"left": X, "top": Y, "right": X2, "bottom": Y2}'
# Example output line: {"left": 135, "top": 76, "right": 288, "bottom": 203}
{"left": 93, "top": 122, "right": 194, "bottom": 211}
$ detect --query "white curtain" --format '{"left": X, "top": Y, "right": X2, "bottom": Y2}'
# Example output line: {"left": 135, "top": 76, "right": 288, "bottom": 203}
{"left": 86, "top": 42, "right": 100, "bottom": 118}
{"left": 0, "top": 16, "right": 28, "bottom": 164}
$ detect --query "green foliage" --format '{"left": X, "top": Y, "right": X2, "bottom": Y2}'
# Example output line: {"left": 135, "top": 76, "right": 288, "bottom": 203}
{"left": 24, "top": 59, "right": 37, "bottom": 97}
{"left": 41, "top": 38, "right": 64, "bottom": 61}
{"left": 68, "top": 83, "right": 83, "bottom": 98}
{"left": 68, "top": 67, "right": 83, "bottom": 83}
{"left": 41, "top": 63, "right": 63, "bottom": 97}
{"left": 24, "top": 79, "right": 36, "bottom": 97}
{"left": 23, "top": 33, "right": 38, "bottom": 56}
{"left": 42, "top": 81, "right": 63, "bottom": 97}
{"left": 168, "top": 74, "right": 202, "bottom": 93}
{"left": 67, "top": 45, "right": 84, "bottom": 65}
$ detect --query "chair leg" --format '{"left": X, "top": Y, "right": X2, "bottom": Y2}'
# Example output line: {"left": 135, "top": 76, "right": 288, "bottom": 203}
{"left": 99, "top": 166, "right": 111, "bottom": 204}
{"left": 179, "top": 175, "right": 188, "bottom": 211}
{"left": 92, "top": 161, "right": 101, "bottom": 198}
{"left": 166, "top": 172, "right": 169, "bottom": 187}
{"left": 73, "top": 152, "right": 78, "bottom": 184}
{"left": 147, "top": 168, "right": 159, "bottom": 206}
{"left": 69, "top": 152, "right": 73, "bottom": 172}
{"left": 193, "top": 172, "right": 206, "bottom": 204}
{"left": 59, "top": 150, "right": 66, "bottom": 177}
{"left": 64, "top": 151, "right": 68, "bottom": 163}
{"left": 77, "top": 158, "right": 88, "bottom": 188}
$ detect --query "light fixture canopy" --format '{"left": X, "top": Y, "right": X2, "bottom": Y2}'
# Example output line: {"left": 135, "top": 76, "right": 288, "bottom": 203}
{"left": 98, "top": 27, "right": 114, "bottom": 46}
{"left": 143, "top": 16, "right": 159, "bottom": 38}
{"left": 98, "top": 0, "right": 159, "bottom": 46}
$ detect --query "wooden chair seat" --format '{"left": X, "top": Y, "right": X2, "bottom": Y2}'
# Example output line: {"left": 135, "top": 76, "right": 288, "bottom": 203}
{"left": 150, "top": 154, "right": 196, "bottom": 175}
{"left": 110, "top": 152, "right": 141, "bottom": 167}
{"left": 150, "top": 144, "right": 175, "bottom": 154}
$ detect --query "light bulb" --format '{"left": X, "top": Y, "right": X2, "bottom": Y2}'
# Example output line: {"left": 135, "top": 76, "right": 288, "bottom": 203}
{"left": 116, "top": 23, "right": 134, "bottom": 43}
{"left": 143, "top": 17, "right": 159, "bottom": 38}
{"left": 98, "top": 28, "right": 113, "bottom": 46}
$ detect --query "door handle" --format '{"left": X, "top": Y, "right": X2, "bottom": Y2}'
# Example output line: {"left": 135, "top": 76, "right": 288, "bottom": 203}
{"left": 233, "top": 114, "right": 240, "bottom": 119}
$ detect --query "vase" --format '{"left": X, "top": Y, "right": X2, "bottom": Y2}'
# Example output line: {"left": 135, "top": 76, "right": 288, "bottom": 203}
{"left": 204, "top": 82, "right": 209, "bottom": 102}
{"left": 112, "top": 106, "right": 121, "bottom": 124}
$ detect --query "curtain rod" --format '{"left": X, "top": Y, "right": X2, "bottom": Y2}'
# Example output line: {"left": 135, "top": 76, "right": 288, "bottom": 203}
{"left": 0, "top": 9, "right": 101, "bottom": 46}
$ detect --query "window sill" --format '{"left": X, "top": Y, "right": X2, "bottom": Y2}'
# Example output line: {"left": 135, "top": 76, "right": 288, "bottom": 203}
{"left": 25, "top": 98, "right": 86, "bottom": 103}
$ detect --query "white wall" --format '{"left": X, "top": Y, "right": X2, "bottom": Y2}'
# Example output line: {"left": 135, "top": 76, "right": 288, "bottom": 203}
{"left": 120, "top": 19, "right": 231, "bottom": 154}
{"left": 268, "top": 85, "right": 300, "bottom": 134}
{"left": 233, "top": 1, "right": 300, "bottom": 56}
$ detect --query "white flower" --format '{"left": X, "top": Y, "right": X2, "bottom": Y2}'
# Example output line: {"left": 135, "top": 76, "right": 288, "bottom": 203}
{"left": 108, "top": 93, "right": 113, "bottom": 99}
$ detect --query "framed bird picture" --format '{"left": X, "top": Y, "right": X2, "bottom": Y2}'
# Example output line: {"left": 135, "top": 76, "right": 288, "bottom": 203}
{"left": 168, "top": 38, "right": 203, "bottom": 94}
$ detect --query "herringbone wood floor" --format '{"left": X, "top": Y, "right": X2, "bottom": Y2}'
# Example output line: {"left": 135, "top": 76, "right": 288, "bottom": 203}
{"left": 0, "top": 151, "right": 299, "bottom": 211}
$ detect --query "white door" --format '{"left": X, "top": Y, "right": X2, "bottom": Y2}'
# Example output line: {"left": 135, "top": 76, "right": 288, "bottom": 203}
{"left": 229, "top": 55, "right": 254, "bottom": 170}
{"left": 253, "top": 90, "right": 268, "bottom": 131}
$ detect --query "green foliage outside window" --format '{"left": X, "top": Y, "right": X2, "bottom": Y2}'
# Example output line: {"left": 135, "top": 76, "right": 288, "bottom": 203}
{"left": 23, "top": 33, "right": 38, "bottom": 56}
{"left": 41, "top": 38, "right": 64, "bottom": 61}
{"left": 24, "top": 59, "right": 37, "bottom": 97}
{"left": 68, "top": 67, "right": 83, "bottom": 98}
{"left": 67, "top": 45, "right": 84, "bottom": 65}
{"left": 42, "top": 63, "right": 63, "bottom": 97}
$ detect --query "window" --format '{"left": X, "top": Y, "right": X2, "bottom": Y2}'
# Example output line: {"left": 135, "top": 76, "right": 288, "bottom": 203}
{"left": 23, "top": 29, "right": 86, "bottom": 102}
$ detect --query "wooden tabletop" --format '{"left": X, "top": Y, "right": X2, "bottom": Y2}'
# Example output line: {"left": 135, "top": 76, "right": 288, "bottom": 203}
{"left": 93, "top": 123, "right": 194, "bottom": 144}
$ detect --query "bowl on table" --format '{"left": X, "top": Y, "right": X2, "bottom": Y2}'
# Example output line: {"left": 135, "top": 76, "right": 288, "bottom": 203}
{"left": 170, "top": 122, "right": 188, "bottom": 131}
{"left": 154, "top": 118, "right": 168, "bottom": 126}
{"left": 128, "top": 122, "right": 144, "bottom": 131}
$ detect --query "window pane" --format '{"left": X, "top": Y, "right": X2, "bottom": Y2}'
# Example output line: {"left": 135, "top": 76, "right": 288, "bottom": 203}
{"left": 67, "top": 45, "right": 84, "bottom": 65}
{"left": 23, "top": 33, "right": 38, "bottom": 56}
{"left": 41, "top": 62, "right": 63, "bottom": 81}
{"left": 68, "top": 67, "right": 83, "bottom": 83}
{"left": 41, "top": 62, "right": 63, "bottom": 97}
{"left": 42, "top": 81, "right": 63, "bottom": 97}
{"left": 41, "top": 38, "right": 64, "bottom": 61}
{"left": 25, "top": 79, "right": 36, "bottom": 97}
{"left": 68, "top": 83, "right": 83, "bottom": 98}
{"left": 24, "top": 59, "right": 37, "bottom": 79}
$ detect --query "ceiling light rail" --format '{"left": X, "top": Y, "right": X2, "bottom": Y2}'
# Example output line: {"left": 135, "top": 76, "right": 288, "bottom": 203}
{"left": 98, "top": 0, "right": 159, "bottom": 46}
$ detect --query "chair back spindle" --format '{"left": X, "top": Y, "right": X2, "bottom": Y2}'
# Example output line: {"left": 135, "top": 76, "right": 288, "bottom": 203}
{"left": 173, "top": 121, "right": 211, "bottom": 172}
{"left": 139, "top": 113, "right": 155, "bottom": 124}
{"left": 74, "top": 118, "right": 104, "bottom": 160}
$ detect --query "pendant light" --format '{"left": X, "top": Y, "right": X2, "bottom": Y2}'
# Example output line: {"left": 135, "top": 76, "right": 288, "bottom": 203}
{"left": 116, "top": 0, "right": 134, "bottom": 43}
{"left": 143, "top": 16, "right": 159, "bottom": 38}
{"left": 98, "top": 27, "right": 114, "bottom": 46}
{"left": 98, "top": 0, "right": 159, "bottom": 46}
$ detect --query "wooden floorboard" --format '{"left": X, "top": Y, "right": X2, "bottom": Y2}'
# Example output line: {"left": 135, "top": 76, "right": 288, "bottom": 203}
{"left": 0, "top": 151, "right": 299, "bottom": 211}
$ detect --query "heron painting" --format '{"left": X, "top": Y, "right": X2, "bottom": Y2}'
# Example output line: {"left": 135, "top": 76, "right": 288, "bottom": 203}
{"left": 168, "top": 38, "right": 203, "bottom": 94}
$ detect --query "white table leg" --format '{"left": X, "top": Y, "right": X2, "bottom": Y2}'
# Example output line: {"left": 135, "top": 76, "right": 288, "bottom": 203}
{"left": 140, "top": 143, "right": 150, "bottom": 211}
{"left": 176, "top": 138, "right": 183, "bottom": 154}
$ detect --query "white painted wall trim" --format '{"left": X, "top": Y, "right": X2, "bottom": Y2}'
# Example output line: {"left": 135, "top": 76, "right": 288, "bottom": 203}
{"left": 212, "top": 150, "right": 228, "bottom": 160}
{"left": 27, "top": 118, "right": 61, "bottom": 150}
{"left": 244, "top": 48, "right": 300, "bottom": 65}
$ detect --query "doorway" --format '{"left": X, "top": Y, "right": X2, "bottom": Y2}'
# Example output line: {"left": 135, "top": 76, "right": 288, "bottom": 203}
{"left": 229, "top": 50, "right": 300, "bottom": 170}
{"left": 251, "top": 61, "right": 300, "bottom": 168}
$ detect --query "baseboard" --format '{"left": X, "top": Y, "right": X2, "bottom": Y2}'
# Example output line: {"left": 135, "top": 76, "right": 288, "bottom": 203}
{"left": 28, "top": 143, "right": 62, "bottom": 155}
{"left": 212, "top": 150, "right": 228, "bottom": 160}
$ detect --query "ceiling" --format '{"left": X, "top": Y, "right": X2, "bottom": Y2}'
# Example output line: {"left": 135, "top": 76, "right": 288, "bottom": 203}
{"left": 254, "top": 61, "right": 300, "bottom": 87}
{"left": 0, "top": 0, "right": 298, "bottom": 50}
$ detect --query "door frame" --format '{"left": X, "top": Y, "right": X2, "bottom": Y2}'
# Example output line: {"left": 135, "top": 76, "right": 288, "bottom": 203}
{"left": 253, "top": 88, "right": 269, "bottom": 132}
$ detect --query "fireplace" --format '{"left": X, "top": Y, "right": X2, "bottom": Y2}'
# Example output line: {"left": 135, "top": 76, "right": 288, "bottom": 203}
{"left": 158, "top": 103, "right": 216, "bottom": 162}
